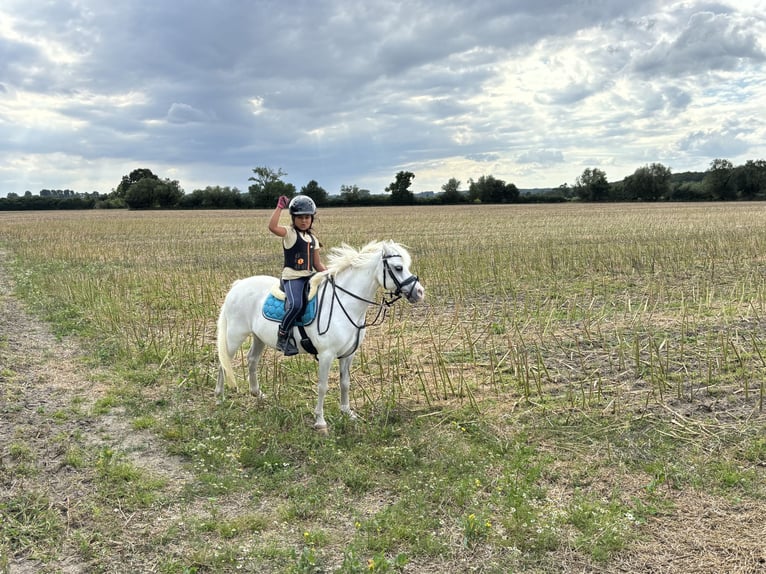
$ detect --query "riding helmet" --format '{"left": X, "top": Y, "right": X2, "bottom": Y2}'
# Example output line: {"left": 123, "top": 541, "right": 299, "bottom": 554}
{"left": 288, "top": 195, "right": 317, "bottom": 216}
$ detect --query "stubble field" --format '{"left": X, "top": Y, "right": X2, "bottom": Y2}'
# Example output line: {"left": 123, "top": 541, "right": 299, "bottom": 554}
{"left": 1, "top": 203, "right": 765, "bottom": 573}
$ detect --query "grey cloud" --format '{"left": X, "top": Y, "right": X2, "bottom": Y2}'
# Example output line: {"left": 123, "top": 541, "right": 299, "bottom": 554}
{"left": 166, "top": 103, "right": 212, "bottom": 124}
{"left": 633, "top": 10, "right": 766, "bottom": 77}
{"left": 537, "top": 71, "right": 618, "bottom": 106}
{"left": 676, "top": 118, "right": 756, "bottom": 159}
{"left": 638, "top": 85, "right": 692, "bottom": 115}
{"left": 517, "top": 149, "right": 565, "bottom": 164}
{"left": 465, "top": 152, "right": 501, "bottom": 162}
{"left": 0, "top": 37, "right": 44, "bottom": 89}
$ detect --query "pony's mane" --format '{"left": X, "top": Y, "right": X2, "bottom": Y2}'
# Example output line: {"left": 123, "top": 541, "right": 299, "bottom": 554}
{"left": 325, "top": 240, "right": 410, "bottom": 277}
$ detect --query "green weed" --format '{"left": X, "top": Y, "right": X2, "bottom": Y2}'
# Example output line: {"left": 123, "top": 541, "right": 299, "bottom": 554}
{"left": 0, "top": 492, "right": 64, "bottom": 560}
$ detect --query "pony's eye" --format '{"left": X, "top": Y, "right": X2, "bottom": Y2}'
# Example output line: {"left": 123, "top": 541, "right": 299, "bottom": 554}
{"left": 395, "top": 265, "right": 403, "bottom": 272}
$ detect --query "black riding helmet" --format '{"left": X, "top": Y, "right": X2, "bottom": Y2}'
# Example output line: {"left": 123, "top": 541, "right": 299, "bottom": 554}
{"left": 288, "top": 195, "right": 317, "bottom": 216}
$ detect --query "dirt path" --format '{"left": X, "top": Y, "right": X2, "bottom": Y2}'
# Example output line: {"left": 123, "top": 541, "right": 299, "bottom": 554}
{"left": 0, "top": 250, "right": 191, "bottom": 573}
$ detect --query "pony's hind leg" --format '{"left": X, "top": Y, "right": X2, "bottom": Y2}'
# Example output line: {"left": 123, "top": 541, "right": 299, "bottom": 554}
{"left": 215, "top": 366, "right": 227, "bottom": 403}
{"left": 338, "top": 355, "right": 358, "bottom": 420}
{"left": 247, "top": 338, "right": 267, "bottom": 399}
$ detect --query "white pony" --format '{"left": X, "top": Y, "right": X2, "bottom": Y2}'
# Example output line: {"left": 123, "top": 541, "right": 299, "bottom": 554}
{"left": 215, "top": 240, "right": 425, "bottom": 431}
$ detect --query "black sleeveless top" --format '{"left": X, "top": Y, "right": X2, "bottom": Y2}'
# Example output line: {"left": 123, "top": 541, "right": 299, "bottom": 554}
{"left": 284, "top": 231, "right": 317, "bottom": 273}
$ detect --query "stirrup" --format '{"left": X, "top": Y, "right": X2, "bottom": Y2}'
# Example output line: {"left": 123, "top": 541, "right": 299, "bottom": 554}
{"left": 278, "top": 329, "right": 298, "bottom": 356}
{"left": 283, "top": 339, "right": 299, "bottom": 356}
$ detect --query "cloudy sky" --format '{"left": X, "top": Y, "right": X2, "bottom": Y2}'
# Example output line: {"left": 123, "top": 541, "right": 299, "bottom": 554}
{"left": 1, "top": 0, "right": 765, "bottom": 197}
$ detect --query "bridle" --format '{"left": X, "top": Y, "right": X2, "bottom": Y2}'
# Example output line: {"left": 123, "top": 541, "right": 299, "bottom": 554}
{"left": 381, "top": 253, "right": 420, "bottom": 305}
{"left": 316, "top": 250, "right": 419, "bottom": 357}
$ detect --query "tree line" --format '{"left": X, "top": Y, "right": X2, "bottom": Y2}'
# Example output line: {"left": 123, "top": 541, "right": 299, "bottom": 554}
{"left": 2, "top": 158, "right": 765, "bottom": 211}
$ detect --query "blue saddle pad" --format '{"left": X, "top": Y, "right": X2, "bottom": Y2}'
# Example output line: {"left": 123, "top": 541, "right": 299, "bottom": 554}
{"left": 262, "top": 293, "right": 317, "bottom": 326}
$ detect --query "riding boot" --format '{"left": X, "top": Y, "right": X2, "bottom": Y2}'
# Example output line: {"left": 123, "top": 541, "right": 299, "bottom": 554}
{"left": 277, "top": 329, "right": 299, "bottom": 356}
{"left": 276, "top": 328, "right": 287, "bottom": 352}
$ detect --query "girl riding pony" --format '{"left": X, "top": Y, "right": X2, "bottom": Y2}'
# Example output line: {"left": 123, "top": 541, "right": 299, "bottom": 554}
{"left": 268, "top": 195, "right": 327, "bottom": 355}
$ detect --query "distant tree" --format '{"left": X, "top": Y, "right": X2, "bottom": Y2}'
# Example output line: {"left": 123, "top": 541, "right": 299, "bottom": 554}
{"left": 338, "top": 185, "right": 370, "bottom": 205}
{"left": 733, "top": 159, "right": 766, "bottom": 200}
{"left": 386, "top": 171, "right": 415, "bottom": 205}
{"left": 557, "top": 183, "right": 574, "bottom": 199}
{"left": 180, "top": 186, "right": 247, "bottom": 209}
{"left": 623, "top": 163, "right": 672, "bottom": 201}
{"left": 467, "top": 175, "right": 519, "bottom": 203}
{"left": 248, "top": 166, "right": 295, "bottom": 208}
{"left": 249, "top": 166, "right": 287, "bottom": 189}
{"left": 301, "top": 180, "right": 328, "bottom": 206}
{"left": 704, "top": 159, "right": 736, "bottom": 200}
{"left": 124, "top": 178, "right": 183, "bottom": 209}
{"left": 113, "top": 169, "right": 159, "bottom": 199}
{"left": 669, "top": 181, "right": 709, "bottom": 201}
{"left": 441, "top": 178, "right": 464, "bottom": 204}
{"left": 574, "top": 168, "right": 610, "bottom": 201}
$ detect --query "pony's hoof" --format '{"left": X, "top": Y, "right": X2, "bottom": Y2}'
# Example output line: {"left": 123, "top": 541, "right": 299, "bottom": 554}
{"left": 340, "top": 406, "right": 358, "bottom": 421}
{"left": 313, "top": 424, "right": 329, "bottom": 435}
{"left": 250, "top": 390, "right": 267, "bottom": 400}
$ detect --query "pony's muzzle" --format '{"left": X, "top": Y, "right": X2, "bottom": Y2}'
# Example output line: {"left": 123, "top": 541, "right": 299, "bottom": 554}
{"left": 407, "top": 281, "right": 425, "bottom": 303}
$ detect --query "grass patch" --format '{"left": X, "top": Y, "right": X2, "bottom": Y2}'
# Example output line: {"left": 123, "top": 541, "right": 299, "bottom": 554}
{"left": 0, "top": 492, "right": 64, "bottom": 560}
{"left": 567, "top": 491, "right": 639, "bottom": 562}
{"left": 95, "top": 447, "right": 168, "bottom": 508}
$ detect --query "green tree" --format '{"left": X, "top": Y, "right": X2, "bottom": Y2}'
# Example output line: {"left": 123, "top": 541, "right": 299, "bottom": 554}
{"left": 704, "top": 159, "right": 735, "bottom": 200}
{"left": 249, "top": 166, "right": 286, "bottom": 189}
{"left": 623, "top": 163, "right": 672, "bottom": 201}
{"left": 180, "top": 186, "right": 247, "bottom": 209}
{"left": 575, "top": 168, "right": 610, "bottom": 201}
{"left": 301, "top": 180, "right": 328, "bottom": 206}
{"left": 339, "top": 184, "right": 370, "bottom": 205}
{"left": 248, "top": 166, "right": 295, "bottom": 208}
{"left": 557, "top": 183, "right": 574, "bottom": 199}
{"left": 124, "top": 178, "right": 183, "bottom": 209}
{"left": 108, "top": 168, "right": 161, "bottom": 207}
{"left": 113, "top": 168, "right": 159, "bottom": 199}
{"left": 441, "top": 178, "right": 464, "bottom": 204}
{"left": 386, "top": 171, "right": 415, "bottom": 205}
{"left": 733, "top": 159, "right": 766, "bottom": 200}
{"left": 467, "top": 175, "right": 519, "bottom": 203}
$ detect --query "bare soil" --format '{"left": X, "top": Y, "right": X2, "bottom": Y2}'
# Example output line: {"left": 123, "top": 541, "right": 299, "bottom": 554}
{"left": 0, "top": 250, "right": 192, "bottom": 573}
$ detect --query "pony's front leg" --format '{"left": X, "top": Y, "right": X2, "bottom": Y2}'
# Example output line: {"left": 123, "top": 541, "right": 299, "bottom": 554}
{"left": 247, "top": 338, "right": 266, "bottom": 399}
{"left": 339, "top": 355, "right": 357, "bottom": 420}
{"left": 314, "top": 352, "right": 333, "bottom": 432}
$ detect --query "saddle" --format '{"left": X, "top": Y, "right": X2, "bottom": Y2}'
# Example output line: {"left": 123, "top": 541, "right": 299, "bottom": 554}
{"left": 261, "top": 274, "right": 324, "bottom": 326}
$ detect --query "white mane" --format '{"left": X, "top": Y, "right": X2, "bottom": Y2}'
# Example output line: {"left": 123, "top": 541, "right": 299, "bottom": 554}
{"left": 325, "top": 240, "right": 411, "bottom": 277}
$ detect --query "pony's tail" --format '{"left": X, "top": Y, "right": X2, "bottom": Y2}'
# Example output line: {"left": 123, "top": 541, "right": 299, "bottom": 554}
{"left": 216, "top": 302, "right": 235, "bottom": 388}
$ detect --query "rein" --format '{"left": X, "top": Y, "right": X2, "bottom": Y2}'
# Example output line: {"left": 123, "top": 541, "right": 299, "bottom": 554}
{"left": 315, "top": 252, "right": 418, "bottom": 358}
